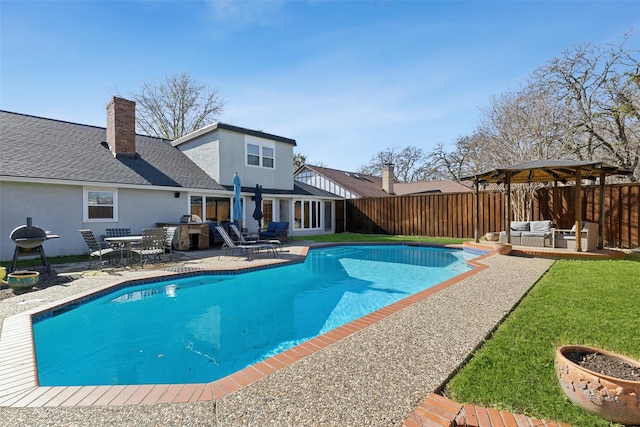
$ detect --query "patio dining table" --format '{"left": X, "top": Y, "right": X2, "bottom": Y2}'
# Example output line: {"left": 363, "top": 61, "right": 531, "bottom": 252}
{"left": 104, "top": 235, "right": 142, "bottom": 266}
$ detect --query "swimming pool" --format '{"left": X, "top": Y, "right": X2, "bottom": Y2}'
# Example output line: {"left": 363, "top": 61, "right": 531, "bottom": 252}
{"left": 33, "top": 245, "right": 477, "bottom": 386}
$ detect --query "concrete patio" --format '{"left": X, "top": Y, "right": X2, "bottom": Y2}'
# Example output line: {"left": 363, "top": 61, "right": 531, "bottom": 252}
{"left": 1, "top": 243, "right": 560, "bottom": 426}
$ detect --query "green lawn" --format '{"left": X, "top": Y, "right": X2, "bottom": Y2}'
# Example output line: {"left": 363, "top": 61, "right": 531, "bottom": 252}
{"left": 445, "top": 258, "right": 640, "bottom": 426}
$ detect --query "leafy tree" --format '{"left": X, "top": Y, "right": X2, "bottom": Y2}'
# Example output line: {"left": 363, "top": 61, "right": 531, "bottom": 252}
{"left": 293, "top": 152, "right": 307, "bottom": 171}
{"left": 130, "top": 72, "right": 226, "bottom": 140}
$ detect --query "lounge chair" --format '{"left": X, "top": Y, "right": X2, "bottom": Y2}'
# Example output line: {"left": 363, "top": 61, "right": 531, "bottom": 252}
{"left": 79, "top": 229, "right": 115, "bottom": 269}
{"left": 229, "top": 223, "right": 282, "bottom": 252}
{"left": 163, "top": 226, "right": 177, "bottom": 261}
{"left": 215, "top": 226, "right": 276, "bottom": 259}
{"left": 130, "top": 228, "right": 165, "bottom": 266}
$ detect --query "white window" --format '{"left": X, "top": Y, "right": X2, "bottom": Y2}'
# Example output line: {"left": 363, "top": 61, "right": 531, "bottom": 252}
{"left": 84, "top": 187, "right": 118, "bottom": 222}
{"left": 247, "top": 143, "right": 260, "bottom": 166}
{"left": 293, "top": 199, "right": 321, "bottom": 230}
{"left": 262, "top": 146, "right": 274, "bottom": 168}
{"left": 246, "top": 139, "right": 275, "bottom": 169}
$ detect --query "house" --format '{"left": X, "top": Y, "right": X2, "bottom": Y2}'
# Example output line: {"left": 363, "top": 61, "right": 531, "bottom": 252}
{"left": 170, "top": 120, "right": 340, "bottom": 236}
{"left": 294, "top": 164, "right": 472, "bottom": 198}
{"left": 0, "top": 97, "right": 338, "bottom": 261}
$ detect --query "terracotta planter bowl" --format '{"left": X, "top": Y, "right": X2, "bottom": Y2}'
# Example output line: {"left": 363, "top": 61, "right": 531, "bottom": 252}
{"left": 485, "top": 232, "right": 499, "bottom": 241}
{"left": 6, "top": 270, "right": 39, "bottom": 290}
{"left": 492, "top": 242, "right": 512, "bottom": 255}
{"left": 555, "top": 345, "right": 640, "bottom": 425}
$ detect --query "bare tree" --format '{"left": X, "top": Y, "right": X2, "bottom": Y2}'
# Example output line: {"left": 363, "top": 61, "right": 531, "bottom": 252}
{"left": 467, "top": 83, "right": 573, "bottom": 220}
{"left": 534, "top": 33, "right": 640, "bottom": 180}
{"left": 358, "top": 145, "right": 431, "bottom": 182}
{"left": 427, "top": 135, "right": 488, "bottom": 181}
{"left": 131, "top": 72, "right": 226, "bottom": 140}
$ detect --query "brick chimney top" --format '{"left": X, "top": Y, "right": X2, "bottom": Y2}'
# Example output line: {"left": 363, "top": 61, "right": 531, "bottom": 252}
{"left": 106, "top": 97, "right": 136, "bottom": 158}
{"left": 382, "top": 163, "right": 395, "bottom": 195}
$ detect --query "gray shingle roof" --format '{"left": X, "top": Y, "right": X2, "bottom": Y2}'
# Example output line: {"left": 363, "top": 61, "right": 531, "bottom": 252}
{"left": 0, "top": 111, "right": 225, "bottom": 190}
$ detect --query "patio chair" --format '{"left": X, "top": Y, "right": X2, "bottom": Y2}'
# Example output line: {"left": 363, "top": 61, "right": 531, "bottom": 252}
{"left": 215, "top": 226, "right": 276, "bottom": 259}
{"left": 79, "top": 229, "right": 115, "bottom": 269}
{"left": 163, "top": 226, "right": 177, "bottom": 262}
{"left": 105, "top": 228, "right": 131, "bottom": 237}
{"left": 130, "top": 228, "right": 165, "bottom": 266}
{"left": 229, "top": 223, "right": 282, "bottom": 252}
{"left": 105, "top": 227, "right": 132, "bottom": 260}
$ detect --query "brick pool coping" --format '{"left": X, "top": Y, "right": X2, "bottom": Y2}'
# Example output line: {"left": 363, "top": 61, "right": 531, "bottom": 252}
{"left": 1, "top": 245, "right": 489, "bottom": 409}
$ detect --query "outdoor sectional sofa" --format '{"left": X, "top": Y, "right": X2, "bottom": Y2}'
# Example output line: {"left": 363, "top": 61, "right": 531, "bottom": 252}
{"left": 499, "top": 220, "right": 599, "bottom": 251}
{"left": 554, "top": 221, "right": 599, "bottom": 252}
{"left": 499, "top": 220, "right": 555, "bottom": 248}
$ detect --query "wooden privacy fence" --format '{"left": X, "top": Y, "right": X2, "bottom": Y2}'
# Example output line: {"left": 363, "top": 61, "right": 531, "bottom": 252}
{"left": 337, "top": 183, "right": 639, "bottom": 249}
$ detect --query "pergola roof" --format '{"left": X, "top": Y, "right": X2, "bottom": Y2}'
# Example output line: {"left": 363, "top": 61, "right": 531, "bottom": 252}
{"left": 463, "top": 160, "right": 633, "bottom": 184}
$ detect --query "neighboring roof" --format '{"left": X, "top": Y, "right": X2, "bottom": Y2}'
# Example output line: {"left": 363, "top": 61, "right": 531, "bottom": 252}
{"left": 298, "top": 165, "right": 390, "bottom": 198}
{"left": 172, "top": 121, "right": 297, "bottom": 147}
{"left": 0, "top": 111, "right": 225, "bottom": 190}
{"left": 298, "top": 165, "right": 473, "bottom": 197}
{"left": 394, "top": 180, "right": 473, "bottom": 195}
{"left": 461, "top": 160, "right": 633, "bottom": 184}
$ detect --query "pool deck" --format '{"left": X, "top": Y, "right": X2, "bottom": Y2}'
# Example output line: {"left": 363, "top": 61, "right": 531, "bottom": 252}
{"left": 0, "top": 243, "right": 576, "bottom": 426}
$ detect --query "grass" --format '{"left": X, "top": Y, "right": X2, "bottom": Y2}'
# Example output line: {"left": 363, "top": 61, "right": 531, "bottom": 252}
{"left": 1, "top": 254, "right": 88, "bottom": 270}
{"left": 445, "top": 257, "right": 640, "bottom": 426}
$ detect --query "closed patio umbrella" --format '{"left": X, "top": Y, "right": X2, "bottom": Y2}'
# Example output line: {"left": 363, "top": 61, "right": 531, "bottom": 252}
{"left": 232, "top": 172, "right": 243, "bottom": 222}
{"left": 252, "top": 184, "right": 263, "bottom": 229}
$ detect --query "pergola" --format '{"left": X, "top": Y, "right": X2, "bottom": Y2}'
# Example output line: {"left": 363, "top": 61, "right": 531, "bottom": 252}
{"left": 462, "top": 160, "right": 633, "bottom": 251}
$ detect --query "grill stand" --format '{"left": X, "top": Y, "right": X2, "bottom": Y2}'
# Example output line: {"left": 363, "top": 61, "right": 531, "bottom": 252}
{"left": 11, "top": 245, "right": 51, "bottom": 273}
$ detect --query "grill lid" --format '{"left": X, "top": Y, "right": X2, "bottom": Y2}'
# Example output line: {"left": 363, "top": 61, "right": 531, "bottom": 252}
{"left": 9, "top": 218, "right": 59, "bottom": 249}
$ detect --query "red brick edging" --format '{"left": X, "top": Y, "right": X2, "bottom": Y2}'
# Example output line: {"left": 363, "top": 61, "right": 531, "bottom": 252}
{"left": 403, "top": 393, "right": 572, "bottom": 427}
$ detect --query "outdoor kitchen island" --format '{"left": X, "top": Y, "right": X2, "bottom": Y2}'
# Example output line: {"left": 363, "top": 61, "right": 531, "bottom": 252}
{"left": 156, "top": 222, "right": 209, "bottom": 250}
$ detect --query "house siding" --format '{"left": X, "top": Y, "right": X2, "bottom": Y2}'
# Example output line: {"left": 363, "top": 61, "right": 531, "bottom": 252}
{"left": 177, "top": 128, "right": 295, "bottom": 191}
{"left": 0, "top": 181, "right": 195, "bottom": 261}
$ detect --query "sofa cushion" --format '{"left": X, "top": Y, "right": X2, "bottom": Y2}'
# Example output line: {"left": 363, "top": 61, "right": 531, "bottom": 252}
{"left": 530, "top": 220, "right": 552, "bottom": 233}
{"left": 266, "top": 222, "right": 277, "bottom": 232}
{"left": 510, "top": 221, "right": 530, "bottom": 231}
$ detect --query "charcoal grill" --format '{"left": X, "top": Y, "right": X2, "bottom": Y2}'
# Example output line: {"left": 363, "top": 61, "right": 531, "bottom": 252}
{"left": 9, "top": 217, "right": 59, "bottom": 272}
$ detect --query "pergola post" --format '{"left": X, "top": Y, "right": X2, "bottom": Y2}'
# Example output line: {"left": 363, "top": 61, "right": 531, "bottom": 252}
{"left": 505, "top": 176, "right": 511, "bottom": 243}
{"left": 473, "top": 178, "right": 480, "bottom": 243}
{"left": 598, "top": 171, "right": 605, "bottom": 249}
{"left": 575, "top": 169, "right": 582, "bottom": 252}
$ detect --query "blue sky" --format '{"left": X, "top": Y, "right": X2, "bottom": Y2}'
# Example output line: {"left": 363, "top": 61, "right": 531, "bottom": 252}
{"left": 1, "top": 1, "right": 638, "bottom": 171}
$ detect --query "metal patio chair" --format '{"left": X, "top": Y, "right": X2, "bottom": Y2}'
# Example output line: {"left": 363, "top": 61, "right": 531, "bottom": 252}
{"left": 130, "top": 228, "right": 165, "bottom": 266}
{"left": 163, "top": 226, "right": 177, "bottom": 262}
{"left": 79, "top": 229, "right": 115, "bottom": 269}
{"left": 216, "top": 226, "right": 276, "bottom": 259}
{"left": 228, "top": 223, "right": 281, "bottom": 252}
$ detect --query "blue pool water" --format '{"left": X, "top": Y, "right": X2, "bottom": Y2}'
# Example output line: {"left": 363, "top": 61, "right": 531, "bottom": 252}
{"left": 33, "top": 245, "right": 477, "bottom": 386}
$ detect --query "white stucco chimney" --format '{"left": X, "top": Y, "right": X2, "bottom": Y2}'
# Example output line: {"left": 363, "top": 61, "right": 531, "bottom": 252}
{"left": 382, "top": 163, "right": 395, "bottom": 195}
{"left": 106, "top": 97, "right": 136, "bottom": 157}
